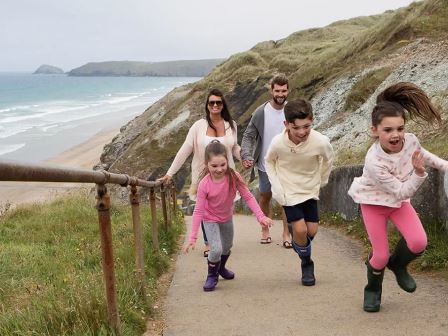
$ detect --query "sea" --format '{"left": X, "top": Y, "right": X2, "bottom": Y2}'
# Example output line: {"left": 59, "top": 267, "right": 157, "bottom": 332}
{"left": 0, "top": 73, "right": 199, "bottom": 162}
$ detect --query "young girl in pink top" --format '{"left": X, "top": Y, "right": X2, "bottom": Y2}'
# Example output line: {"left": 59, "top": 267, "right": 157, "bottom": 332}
{"left": 183, "top": 141, "right": 273, "bottom": 291}
{"left": 348, "top": 82, "right": 448, "bottom": 312}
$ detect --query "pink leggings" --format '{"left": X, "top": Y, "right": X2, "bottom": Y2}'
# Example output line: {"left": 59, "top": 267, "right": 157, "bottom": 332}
{"left": 360, "top": 202, "right": 427, "bottom": 270}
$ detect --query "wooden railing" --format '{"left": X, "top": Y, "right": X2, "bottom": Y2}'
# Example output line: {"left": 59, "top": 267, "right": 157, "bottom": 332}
{"left": 0, "top": 159, "right": 177, "bottom": 335}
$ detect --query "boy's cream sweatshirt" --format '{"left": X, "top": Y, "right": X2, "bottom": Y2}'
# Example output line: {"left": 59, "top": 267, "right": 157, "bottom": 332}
{"left": 265, "top": 129, "right": 334, "bottom": 206}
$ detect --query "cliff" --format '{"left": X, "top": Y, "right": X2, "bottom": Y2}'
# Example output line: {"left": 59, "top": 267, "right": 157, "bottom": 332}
{"left": 68, "top": 59, "right": 224, "bottom": 77}
{"left": 95, "top": 0, "right": 448, "bottom": 192}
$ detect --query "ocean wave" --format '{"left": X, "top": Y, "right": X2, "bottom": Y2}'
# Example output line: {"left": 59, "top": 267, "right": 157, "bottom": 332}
{"left": 0, "top": 125, "right": 32, "bottom": 139}
{"left": 0, "top": 93, "right": 146, "bottom": 124}
{"left": 40, "top": 124, "right": 59, "bottom": 132}
{"left": 0, "top": 143, "right": 25, "bottom": 156}
{"left": 0, "top": 105, "right": 39, "bottom": 115}
{"left": 0, "top": 104, "right": 87, "bottom": 123}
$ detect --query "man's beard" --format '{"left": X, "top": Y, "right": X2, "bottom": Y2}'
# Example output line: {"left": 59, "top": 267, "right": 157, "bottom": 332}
{"left": 273, "top": 96, "right": 286, "bottom": 105}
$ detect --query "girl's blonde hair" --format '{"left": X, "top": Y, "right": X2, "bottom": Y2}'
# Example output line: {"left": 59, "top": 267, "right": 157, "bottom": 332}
{"left": 200, "top": 140, "right": 243, "bottom": 192}
{"left": 372, "top": 82, "right": 441, "bottom": 127}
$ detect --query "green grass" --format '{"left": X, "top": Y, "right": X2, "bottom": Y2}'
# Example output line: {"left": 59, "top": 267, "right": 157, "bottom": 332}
{"left": 0, "top": 192, "right": 184, "bottom": 335}
{"left": 334, "top": 139, "right": 373, "bottom": 167}
{"left": 320, "top": 212, "right": 448, "bottom": 278}
{"left": 344, "top": 67, "right": 393, "bottom": 112}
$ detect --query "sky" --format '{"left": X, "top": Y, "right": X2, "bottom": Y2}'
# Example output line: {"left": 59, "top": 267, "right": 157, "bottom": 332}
{"left": 0, "top": 0, "right": 418, "bottom": 72}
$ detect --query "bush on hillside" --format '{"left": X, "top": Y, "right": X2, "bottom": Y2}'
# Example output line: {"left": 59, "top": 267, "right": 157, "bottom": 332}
{"left": 344, "top": 67, "right": 392, "bottom": 112}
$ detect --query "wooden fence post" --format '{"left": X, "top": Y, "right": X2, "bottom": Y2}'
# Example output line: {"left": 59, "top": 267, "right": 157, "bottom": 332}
{"left": 149, "top": 187, "right": 159, "bottom": 250}
{"left": 129, "top": 185, "right": 147, "bottom": 298}
{"left": 171, "top": 184, "right": 177, "bottom": 216}
{"left": 96, "top": 184, "right": 121, "bottom": 335}
{"left": 160, "top": 183, "right": 170, "bottom": 229}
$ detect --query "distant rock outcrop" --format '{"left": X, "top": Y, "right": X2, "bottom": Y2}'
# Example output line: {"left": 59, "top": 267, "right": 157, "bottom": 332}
{"left": 68, "top": 59, "right": 224, "bottom": 77}
{"left": 33, "top": 64, "right": 64, "bottom": 74}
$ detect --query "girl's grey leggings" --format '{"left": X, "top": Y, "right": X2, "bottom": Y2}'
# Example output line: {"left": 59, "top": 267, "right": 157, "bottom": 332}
{"left": 202, "top": 219, "right": 234, "bottom": 263}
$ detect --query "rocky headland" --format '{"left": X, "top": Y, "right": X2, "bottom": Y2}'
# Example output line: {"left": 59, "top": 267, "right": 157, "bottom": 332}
{"left": 68, "top": 59, "right": 224, "bottom": 77}
{"left": 33, "top": 64, "right": 64, "bottom": 74}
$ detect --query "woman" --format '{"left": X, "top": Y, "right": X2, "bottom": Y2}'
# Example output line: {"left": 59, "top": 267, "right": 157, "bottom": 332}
{"left": 159, "top": 88, "right": 241, "bottom": 256}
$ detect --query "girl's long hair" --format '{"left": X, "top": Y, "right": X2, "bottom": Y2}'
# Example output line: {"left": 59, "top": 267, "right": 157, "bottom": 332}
{"left": 204, "top": 88, "right": 236, "bottom": 134}
{"left": 372, "top": 82, "right": 441, "bottom": 127}
{"left": 199, "top": 140, "right": 243, "bottom": 193}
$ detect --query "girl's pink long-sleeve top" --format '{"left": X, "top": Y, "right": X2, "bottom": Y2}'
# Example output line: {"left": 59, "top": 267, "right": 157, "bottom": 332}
{"left": 189, "top": 173, "right": 266, "bottom": 243}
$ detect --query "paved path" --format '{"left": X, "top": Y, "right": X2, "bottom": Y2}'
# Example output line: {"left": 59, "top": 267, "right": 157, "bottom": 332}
{"left": 163, "top": 215, "right": 448, "bottom": 336}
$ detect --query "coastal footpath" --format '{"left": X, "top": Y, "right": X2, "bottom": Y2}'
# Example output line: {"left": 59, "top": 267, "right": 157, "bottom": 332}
{"left": 148, "top": 215, "right": 448, "bottom": 336}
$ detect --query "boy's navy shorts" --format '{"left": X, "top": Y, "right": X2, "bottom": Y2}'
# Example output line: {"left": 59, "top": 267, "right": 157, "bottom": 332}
{"left": 283, "top": 198, "right": 319, "bottom": 223}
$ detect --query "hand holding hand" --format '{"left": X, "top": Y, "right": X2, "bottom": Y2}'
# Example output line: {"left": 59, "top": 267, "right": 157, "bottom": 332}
{"left": 242, "top": 160, "right": 254, "bottom": 169}
{"left": 260, "top": 217, "right": 273, "bottom": 228}
{"left": 412, "top": 150, "right": 426, "bottom": 176}
{"left": 182, "top": 242, "right": 196, "bottom": 254}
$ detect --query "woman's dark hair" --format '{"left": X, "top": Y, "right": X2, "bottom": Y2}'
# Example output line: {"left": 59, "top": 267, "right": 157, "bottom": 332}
{"left": 372, "top": 82, "right": 441, "bottom": 127}
{"left": 205, "top": 88, "right": 235, "bottom": 134}
{"left": 199, "top": 140, "right": 243, "bottom": 192}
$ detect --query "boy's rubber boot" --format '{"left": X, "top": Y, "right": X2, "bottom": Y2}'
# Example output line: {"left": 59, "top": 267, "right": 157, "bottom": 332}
{"left": 364, "top": 261, "right": 385, "bottom": 312}
{"left": 292, "top": 239, "right": 315, "bottom": 286}
{"left": 300, "top": 257, "right": 315, "bottom": 286}
{"left": 387, "top": 238, "right": 422, "bottom": 293}
{"left": 203, "top": 260, "right": 220, "bottom": 292}
{"left": 219, "top": 253, "right": 235, "bottom": 280}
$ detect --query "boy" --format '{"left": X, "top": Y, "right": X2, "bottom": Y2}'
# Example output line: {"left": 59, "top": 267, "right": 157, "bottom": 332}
{"left": 265, "top": 99, "right": 334, "bottom": 286}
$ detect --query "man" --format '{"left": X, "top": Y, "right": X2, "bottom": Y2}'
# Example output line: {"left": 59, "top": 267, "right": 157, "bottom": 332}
{"left": 241, "top": 75, "right": 292, "bottom": 247}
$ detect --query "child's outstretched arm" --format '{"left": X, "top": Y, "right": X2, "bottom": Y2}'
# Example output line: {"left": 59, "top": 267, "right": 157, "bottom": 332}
{"left": 236, "top": 173, "right": 273, "bottom": 227}
{"left": 421, "top": 147, "right": 448, "bottom": 171}
{"left": 182, "top": 182, "right": 207, "bottom": 253}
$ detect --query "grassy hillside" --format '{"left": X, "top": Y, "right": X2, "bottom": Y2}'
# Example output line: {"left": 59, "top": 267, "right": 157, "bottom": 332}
{"left": 98, "top": 0, "right": 448, "bottom": 189}
{"left": 0, "top": 193, "right": 184, "bottom": 335}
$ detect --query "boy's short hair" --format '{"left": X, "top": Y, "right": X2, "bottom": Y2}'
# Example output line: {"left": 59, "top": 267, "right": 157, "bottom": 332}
{"left": 270, "top": 75, "right": 288, "bottom": 89}
{"left": 284, "top": 99, "right": 313, "bottom": 122}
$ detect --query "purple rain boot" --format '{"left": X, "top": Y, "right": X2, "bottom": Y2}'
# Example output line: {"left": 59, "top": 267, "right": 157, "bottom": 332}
{"left": 203, "top": 260, "right": 220, "bottom": 292}
{"left": 219, "top": 254, "right": 235, "bottom": 280}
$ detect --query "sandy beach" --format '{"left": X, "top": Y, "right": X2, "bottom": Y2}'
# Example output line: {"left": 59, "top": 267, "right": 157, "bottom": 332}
{"left": 0, "top": 128, "right": 118, "bottom": 207}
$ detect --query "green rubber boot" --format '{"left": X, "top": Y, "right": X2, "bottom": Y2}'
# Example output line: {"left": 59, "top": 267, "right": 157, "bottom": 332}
{"left": 387, "top": 238, "right": 422, "bottom": 293}
{"left": 363, "top": 261, "right": 384, "bottom": 313}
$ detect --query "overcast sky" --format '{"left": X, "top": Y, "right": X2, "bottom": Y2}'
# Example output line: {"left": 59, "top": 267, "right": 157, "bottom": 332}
{"left": 1, "top": 0, "right": 418, "bottom": 72}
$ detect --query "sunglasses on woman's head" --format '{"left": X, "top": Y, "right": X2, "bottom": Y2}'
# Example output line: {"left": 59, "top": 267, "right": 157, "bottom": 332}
{"left": 208, "top": 100, "right": 223, "bottom": 107}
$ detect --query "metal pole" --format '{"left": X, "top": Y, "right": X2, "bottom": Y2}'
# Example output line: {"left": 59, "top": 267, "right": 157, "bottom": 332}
{"left": 149, "top": 187, "right": 159, "bottom": 250}
{"left": 129, "top": 185, "right": 147, "bottom": 298}
{"left": 96, "top": 184, "right": 121, "bottom": 335}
